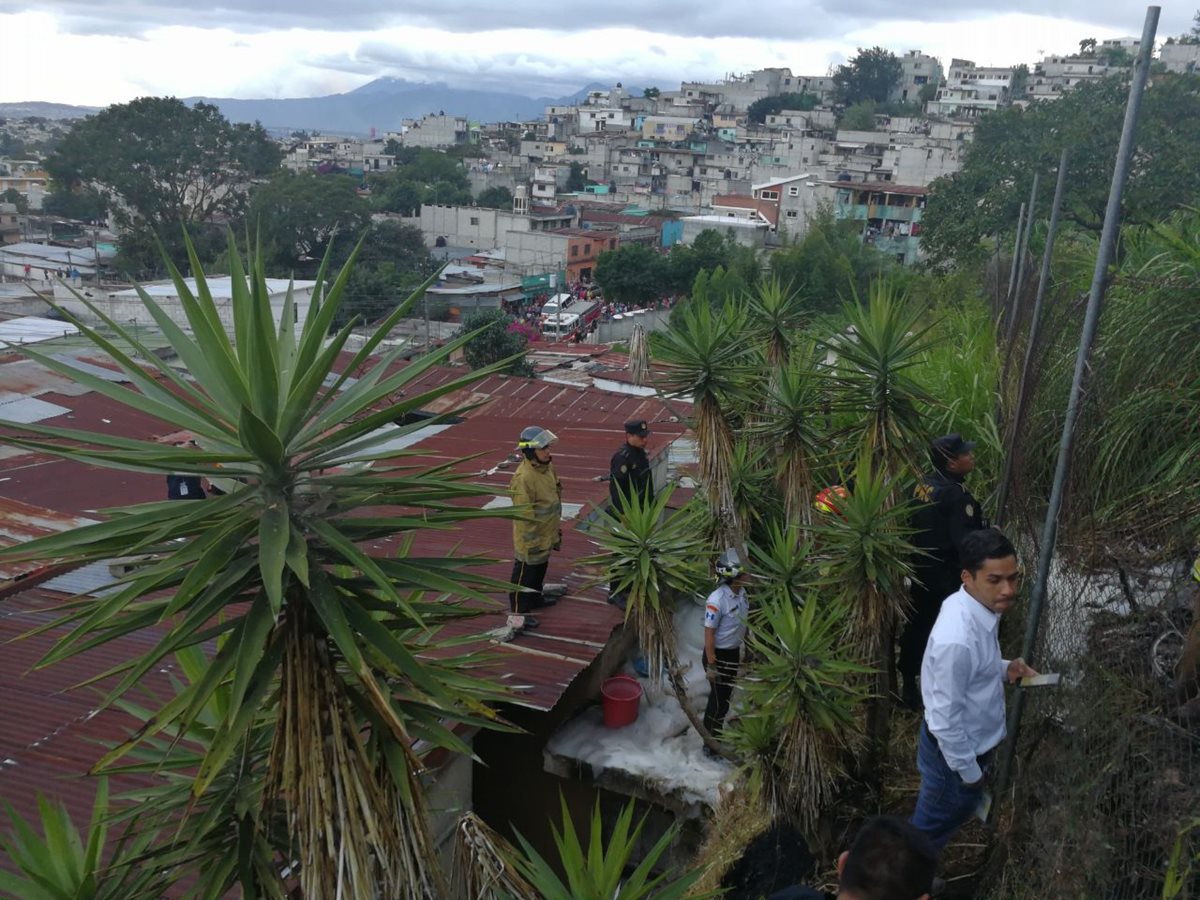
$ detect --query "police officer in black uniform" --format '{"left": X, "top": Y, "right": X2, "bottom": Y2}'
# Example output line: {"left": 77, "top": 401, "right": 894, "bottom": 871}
{"left": 608, "top": 419, "right": 654, "bottom": 512}
{"left": 599, "top": 420, "right": 655, "bottom": 608}
{"left": 899, "top": 433, "right": 988, "bottom": 709}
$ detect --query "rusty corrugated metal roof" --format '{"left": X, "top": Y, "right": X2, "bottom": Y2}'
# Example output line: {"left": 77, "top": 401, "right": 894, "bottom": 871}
{"left": 0, "top": 340, "right": 695, "bottom": 845}
{"left": 0, "top": 498, "right": 97, "bottom": 585}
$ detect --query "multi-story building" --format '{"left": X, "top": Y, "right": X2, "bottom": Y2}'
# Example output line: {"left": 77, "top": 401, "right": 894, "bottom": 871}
{"left": 0, "top": 203, "right": 21, "bottom": 245}
{"left": 641, "top": 115, "right": 701, "bottom": 142}
{"left": 890, "top": 51, "right": 944, "bottom": 104}
{"left": 1026, "top": 53, "right": 1129, "bottom": 100}
{"left": 579, "top": 108, "right": 632, "bottom": 133}
{"left": 829, "top": 182, "right": 928, "bottom": 265}
{"left": 925, "top": 59, "right": 1016, "bottom": 118}
{"left": 400, "top": 114, "right": 473, "bottom": 149}
{"left": 1161, "top": 40, "right": 1200, "bottom": 74}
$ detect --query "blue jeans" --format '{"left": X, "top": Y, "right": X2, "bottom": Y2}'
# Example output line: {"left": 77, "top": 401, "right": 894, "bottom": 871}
{"left": 911, "top": 723, "right": 994, "bottom": 850}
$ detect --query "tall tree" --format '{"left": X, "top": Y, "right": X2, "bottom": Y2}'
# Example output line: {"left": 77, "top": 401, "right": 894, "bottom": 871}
{"left": 920, "top": 74, "right": 1200, "bottom": 266}
{"left": 746, "top": 92, "right": 820, "bottom": 124}
{"left": 247, "top": 173, "right": 371, "bottom": 276}
{"left": 476, "top": 186, "right": 513, "bottom": 209}
{"left": 594, "top": 243, "right": 669, "bottom": 306}
{"left": 460, "top": 308, "right": 535, "bottom": 376}
{"left": 833, "top": 47, "right": 903, "bottom": 105}
{"left": 44, "top": 98, "right": 280, "bottom": 232}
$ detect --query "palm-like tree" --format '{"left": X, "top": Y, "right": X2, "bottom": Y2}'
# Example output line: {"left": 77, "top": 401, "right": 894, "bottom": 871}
{"left": 745, "top": 277, "right": 806, "bottom": 373}
{"left": 654, "top": 299, "right": 756, "bottom": 548}
{"left": 815, "top": 457, "right": 916, "bottom": 775}
{"left": 0, "top": 778, "right": 174, "bottom": 900}
{"left": 727, "top": 438, "right": 775, "bottom": 544}
{"left": 108, "top": 645, "right": 286, "bottom": 897}
{"left": 0, "top": 238, "right": 521, "bottom": 897}
{"left": 826, "top": 279, "right": 937, "bottom": 481}
{"left": 730, "top": 594, "right": 870, "bottom": 835}
{"left": 816, "top": 458, "right": 915, "bottom": 664}
{"left": 752, "top": 343, "right": 828, "bottom": 528}
{"left": 582, "top": 489, "right": 727, "bottom": 754}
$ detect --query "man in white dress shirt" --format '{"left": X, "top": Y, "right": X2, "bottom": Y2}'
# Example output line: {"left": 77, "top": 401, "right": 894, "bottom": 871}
{"left": 911, "top": 529, "right": 1036, "bottom": 849}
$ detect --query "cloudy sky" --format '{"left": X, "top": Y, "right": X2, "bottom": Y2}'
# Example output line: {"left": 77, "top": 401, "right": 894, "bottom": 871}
{"left": 0, "top": 2, "right": 1185, "bottom": 106}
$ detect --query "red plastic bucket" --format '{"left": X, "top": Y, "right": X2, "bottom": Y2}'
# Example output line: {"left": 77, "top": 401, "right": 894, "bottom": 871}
{"left": 601, "top": 675, "right": 643, "bottom": 728}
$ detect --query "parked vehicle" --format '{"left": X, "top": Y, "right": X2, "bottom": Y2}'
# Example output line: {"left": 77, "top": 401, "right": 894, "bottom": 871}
{"left": 540, "top": 301, "right": 601, "bottom": 341}
{"left": 540, "top": 293, "right": 574, "bottom": 318}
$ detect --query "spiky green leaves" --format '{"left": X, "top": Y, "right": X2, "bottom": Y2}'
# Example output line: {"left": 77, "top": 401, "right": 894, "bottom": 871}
{"left": 505, "top": 797, "right": 707, "bottom": 900}
{"left": 825, "top": 279, "right": 938, "bottom": 475}
{"left": 0, "top": 233, "right": 529, "bottom": 897}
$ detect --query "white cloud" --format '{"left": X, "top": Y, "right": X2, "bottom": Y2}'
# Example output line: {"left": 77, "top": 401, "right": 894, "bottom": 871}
{"left": 0, "top": 6, "right": 1182, "bottom": 107}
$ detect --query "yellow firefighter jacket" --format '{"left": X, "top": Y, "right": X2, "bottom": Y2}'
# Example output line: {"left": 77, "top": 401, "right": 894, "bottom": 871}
{"left": 510, "top": 457, "right": 562, "bottom": 564}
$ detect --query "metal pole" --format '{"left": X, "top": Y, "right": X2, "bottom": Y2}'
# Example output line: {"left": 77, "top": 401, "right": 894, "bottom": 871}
{"left": 995, "top": 151, "right": 1068, "bottom": 529}
{"left": 1000, "top": 173, "right": 1040, "bottom": 382}
{"left": 994, "top": 5, "right": 1160, "bottom": 805}
{"left": 1003, "top": 202, "right": 1026, "bottom": 324}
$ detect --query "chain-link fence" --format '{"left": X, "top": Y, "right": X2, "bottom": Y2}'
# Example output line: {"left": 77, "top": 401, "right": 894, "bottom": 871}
{"left": 984, "top": 521, "right": 1199, "bottom": 899}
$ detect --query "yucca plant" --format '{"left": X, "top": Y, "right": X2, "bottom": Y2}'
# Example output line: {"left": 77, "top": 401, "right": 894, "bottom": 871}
{"left": 582, "top": 489, "right": 724, "bottom": 753}
{"left": 815, "top": 457, "right": 915, "bottom": 664}
{"left": 654, "top": 298, "right": 756, "bottom": 548}
{"left": 826, "top": 278, "right": 937, "bottom": 481}
{"left": 0, "top": 235, "right": 522, "bottom": 897}
{"left": 815, "top": 456, "right": 916, "bottom": 774}
{"left": 749, "top": 518, "right": 813, "bottom": 609}
{"left": 727, "top": 438, "right": 775, "bottom": 544}
{"left": 504, "top": 797, "right": 706, "bottom": 900}
{"left": 745, "top": 277, "right": 806, "bottom": 372}
{"left": 752, "top": 343, "right": 829, "bottom": 528}
{"left": 105, "top": 645, "right": 286, "bottom": 898}
{"left": 729, "top": 595, "right": 870, "bottom": 835}
{"left": 0, "top": 779, "right": 172, "bottom": 899}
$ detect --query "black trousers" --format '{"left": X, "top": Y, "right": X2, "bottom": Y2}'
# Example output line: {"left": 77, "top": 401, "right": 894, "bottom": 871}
{"left": 509, "top": 559, "right": 548, "bottom": 613}
{"left": 899, "top": 572, "right": 958, "bottom": 688}
{"left": 703, "top": 646, "right": 741, "bottom": 737}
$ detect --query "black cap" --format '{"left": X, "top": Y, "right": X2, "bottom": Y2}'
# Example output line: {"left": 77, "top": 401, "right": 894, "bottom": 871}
{"left": 930, "top": 433, "right": 976, "bottom": 465}
{"left": 624, "top": 419, "right": 650, "bottom": 437}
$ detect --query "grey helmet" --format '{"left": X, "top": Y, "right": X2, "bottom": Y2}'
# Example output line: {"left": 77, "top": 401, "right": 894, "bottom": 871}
{"left": 715, "top": 548, "right": 744, "bottom": 580}
{"left": 517, "top": 426, "right": 558, "bottom": 451}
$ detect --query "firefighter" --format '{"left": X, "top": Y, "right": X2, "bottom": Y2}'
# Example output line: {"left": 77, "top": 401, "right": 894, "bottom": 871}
{"left": 508, "top": 426, "right": 566, "bottom": 629}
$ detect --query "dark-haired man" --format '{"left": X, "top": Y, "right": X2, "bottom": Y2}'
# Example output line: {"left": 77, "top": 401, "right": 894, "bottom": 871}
{"left": 911, "top": 529, "right": 1036, "bottom": 850}
{"left": 767, "top": 815, "right": 937, "bottom": 900}
{"left": 899, "top": 433, "right": 988, "bottom": 709}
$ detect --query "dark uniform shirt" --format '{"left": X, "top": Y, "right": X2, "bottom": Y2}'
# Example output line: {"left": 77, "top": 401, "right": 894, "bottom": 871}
{"left": 910, "top": 468, "right": 986, "bottom": 593}
{"left": 166, "top": 474, "right": 206, "bottom": 500}
{"left": 609, "top": 442, "right": 653, "bottom": 511}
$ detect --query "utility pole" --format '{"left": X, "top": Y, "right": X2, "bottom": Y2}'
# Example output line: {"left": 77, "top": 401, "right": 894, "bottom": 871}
{"left": 993, "top": 5, "right": 1160, "bottom": 807}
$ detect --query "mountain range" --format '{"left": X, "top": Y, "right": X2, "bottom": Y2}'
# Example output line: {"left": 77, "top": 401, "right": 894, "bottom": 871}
{"left": 0, "top": 79, "right": 611, "bottom": 135}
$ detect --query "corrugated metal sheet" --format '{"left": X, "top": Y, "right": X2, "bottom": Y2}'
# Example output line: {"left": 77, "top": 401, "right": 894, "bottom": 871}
{"left": 48, "top": 353, "right": 131, "bottom": 382}
{"left": 0, "top": 317, "right": 81, "bottom": 346}
{"left": 0, "top": 394, "right": 72, "bottom": 423}
{"left": 0, "top": 497, "right": 97, "bottom": 584}
{"left": 39, "top": 561, "right": 120, "bottom": 597}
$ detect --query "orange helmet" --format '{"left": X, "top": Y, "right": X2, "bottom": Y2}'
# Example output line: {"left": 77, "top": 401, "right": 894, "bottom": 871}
{"left": 814, "top": 485, "right": 849, "bottom": 515}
